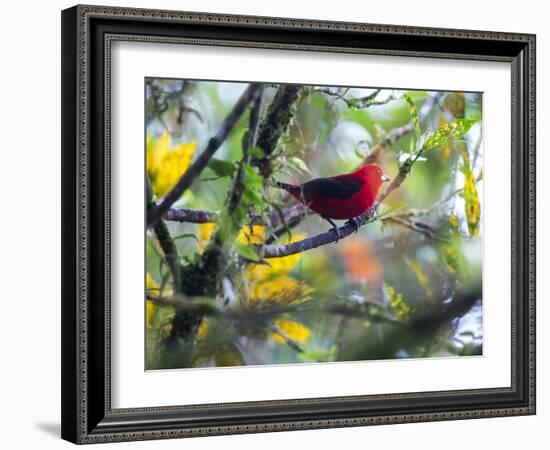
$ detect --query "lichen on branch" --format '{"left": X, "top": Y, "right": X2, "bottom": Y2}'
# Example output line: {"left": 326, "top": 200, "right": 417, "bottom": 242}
{"left": 253, "top": 85, "right": 302, "bottom": 178}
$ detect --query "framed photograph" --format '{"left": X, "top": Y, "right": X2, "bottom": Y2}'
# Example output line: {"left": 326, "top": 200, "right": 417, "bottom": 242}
{"left": 61, "top": 4, "right": 536, "bottom": 444}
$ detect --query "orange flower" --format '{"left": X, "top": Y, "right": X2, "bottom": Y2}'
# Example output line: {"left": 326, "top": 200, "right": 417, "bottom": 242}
{"left": 339, "top": 237, "right": 382, "bottom": 284}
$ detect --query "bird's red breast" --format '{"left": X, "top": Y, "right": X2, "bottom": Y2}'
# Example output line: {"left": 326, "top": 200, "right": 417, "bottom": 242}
{"left": 277, "top": 164, "right": 389, "bottom": 220}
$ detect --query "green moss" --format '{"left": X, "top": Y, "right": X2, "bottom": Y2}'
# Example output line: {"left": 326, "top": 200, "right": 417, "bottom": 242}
{"left": 179, "top": 247, "right": 222, "bottom": 296}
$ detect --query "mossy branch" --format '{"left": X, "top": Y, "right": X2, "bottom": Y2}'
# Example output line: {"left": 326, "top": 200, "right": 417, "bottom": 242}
{"left": 253, "top": 85, "right": 302, "bottom": 178}
{"left": 146, "top": 178, "right": 181, "bottom": 289}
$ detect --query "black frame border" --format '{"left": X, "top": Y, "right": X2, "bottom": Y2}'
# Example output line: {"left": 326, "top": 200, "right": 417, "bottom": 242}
{"left": 61, "top": 4, "right": 536, "bottom": 444}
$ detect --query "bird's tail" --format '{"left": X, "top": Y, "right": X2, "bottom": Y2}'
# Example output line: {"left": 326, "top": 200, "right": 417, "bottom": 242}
{"left": 275, "top": 181, "right": 295, "bottom": 192}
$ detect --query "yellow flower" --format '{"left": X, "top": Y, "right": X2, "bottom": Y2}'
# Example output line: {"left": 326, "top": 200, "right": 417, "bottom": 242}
{"left": 145, "top": 272, "right": 159, "bottom": 327}
{"left": 194, "top": 223, "right": 312, "bottom": 349}
{"left": 197, "top": 223, "right": 216, "bottom": 250}
{"left": 239, "top": 224, "right": 264, "bottom": 245}
{"left": 197, "top": 223, "right": 265, "bottom": 249}
{"left": 147, "top": 131, "right": 196, "bottom": 197}
{"left": 245, "top": 231, "right": 309, "bottom": 305}
{"left": 247, "top": 245, "right": 302, "bottom": 281}
{"left": 249, "top": 276, "right": 311, "bottom": 305}
{"left": 384, "top": 283, "right": 413, "bottom": 320}
{"left": 197, "top": 222, "right": 310, "bottom": 303}
{"left": 272, "top": 319, "right": 310, "bottom": 344}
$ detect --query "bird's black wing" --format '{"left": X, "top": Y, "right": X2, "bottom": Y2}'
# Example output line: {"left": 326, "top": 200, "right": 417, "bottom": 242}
{"left": 302, "top": 177, "right": 363, "bottom": 199}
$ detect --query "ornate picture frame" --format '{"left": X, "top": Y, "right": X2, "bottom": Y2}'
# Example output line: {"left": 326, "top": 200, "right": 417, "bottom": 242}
{"left": 61, "top": 4, "right": 535, "bottom": 444}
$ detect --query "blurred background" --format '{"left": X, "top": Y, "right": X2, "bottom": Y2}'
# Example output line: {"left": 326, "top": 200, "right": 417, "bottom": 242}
{"left": 145, "top": 79, "right": 483, "bottom": 369}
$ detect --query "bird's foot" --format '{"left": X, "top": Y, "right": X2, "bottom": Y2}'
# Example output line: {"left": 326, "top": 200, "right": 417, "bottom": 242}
{"left": 345, "top": 217, "right": 360, "bottom": 233}
{"left": 331, "top": 226, "right": 344, "bottom": 243}
{"left": 322, "top": 216, "right": 343, "bottom": 243}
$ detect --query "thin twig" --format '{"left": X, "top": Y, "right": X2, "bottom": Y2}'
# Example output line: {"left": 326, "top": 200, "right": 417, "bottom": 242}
{"left": 390, "top": 173, "right": 482, "bottom": 219}
{"left": 269, "top": 323, "right": 304, "bottom": 353}
{"left": 364, "top": 92, "right": 443, "bottom": 164}
{"left": 382, "top": 216, "right": 447, "bottom": 241}
{"left": 316, "top": 88, "right": 394, "bottom": 109}
{"left": 163, "top": 208, "right": 220, "bottom": 223}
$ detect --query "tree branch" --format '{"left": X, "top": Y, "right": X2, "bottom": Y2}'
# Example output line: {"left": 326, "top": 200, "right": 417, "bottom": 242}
{"left": 146, "top": 293, "right": 401, "bottom": 326}
{"left": 163, "top": 207, "right": 220, "bottom": 223}
{"left": 163, "top": 203, "right": 309, "bottom": 227}
{"left": 163, "top": 203, "right": 446, "bottom": 243}
{"left": 253, "top": 85, "right": 302, "bottom": 178}
{"left": 382, "top": 216, "right": 447, "bottom": 241}
{"left": 148, "top": 280, "right": 480, "bottom": 334}
{"left": 269, "top": 323, "right": 305, "bottom": 353}
{"left": 147, "top": 83, "right": 263, "bottom": 228}
{"left": 315, "top": 88, "right": 398, "bottom": 109}
{"left": 225, "top": 91, "right": 263, "bottom": 216}
{"left": 146, "top": 178, "right": 181, "bottom": 288}
{"left": 260, "top": 207, "right": 379, "bottom": 258}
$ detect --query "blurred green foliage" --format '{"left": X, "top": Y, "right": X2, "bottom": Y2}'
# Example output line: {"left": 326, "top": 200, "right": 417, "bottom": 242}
{"left": 145, "top": 79, "right": 483, "bottom": 370}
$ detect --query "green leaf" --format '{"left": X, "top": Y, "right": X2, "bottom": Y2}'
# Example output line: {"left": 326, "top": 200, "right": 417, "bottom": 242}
{"left": 243, "top": 163, "right": 263, "bottom": 187}
{"left": 234, "top": 242, "right": 261, "bottom": 262}
{"left": 403, "top": 94, "right": 421, "bottom": 140}
{"left": 242, "top": 187, "right": 264, "bottom": 207}
{"left": 208, "top": 158, "right": 236, "bottom": 178}
{"left": 249, "top": 146, "right": 265, "bottom": 159}
{"left": 230, "top": 205, "right": 247, "bottom": 225}
{"left": 241, "top": 163, "right": 265, "bottom": 208}
{"left": 424, "top": 118, "right": 478, "bottom": 150}
{"left": 299, "top": 345, "right": 337, "bottom": 363}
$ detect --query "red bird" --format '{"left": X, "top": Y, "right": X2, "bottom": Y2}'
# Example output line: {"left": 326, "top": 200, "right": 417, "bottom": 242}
{"left": 276, "top": 163, "right": 390, "bottom": 232}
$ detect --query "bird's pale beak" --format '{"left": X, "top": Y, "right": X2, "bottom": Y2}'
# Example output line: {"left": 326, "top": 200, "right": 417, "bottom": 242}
{"left": 381, "top": 174, "right": 390, "bottom": 182}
